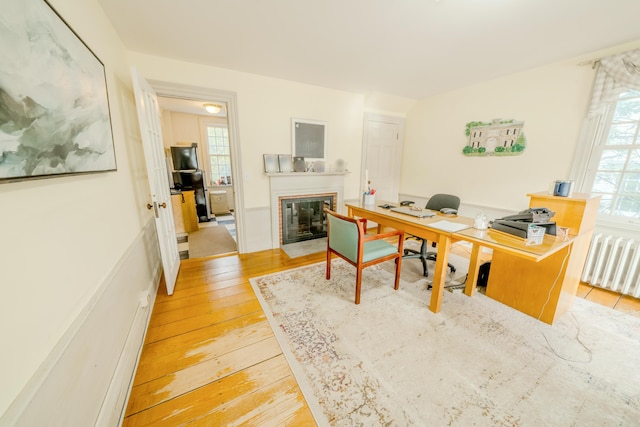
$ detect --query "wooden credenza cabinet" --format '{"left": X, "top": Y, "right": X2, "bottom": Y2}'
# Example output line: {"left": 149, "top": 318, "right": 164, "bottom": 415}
{"left": 171, "top": 190, "right": 199, "bottom": 234}
{"left": 485, "top": 192, "right": 600, "bottom": 324}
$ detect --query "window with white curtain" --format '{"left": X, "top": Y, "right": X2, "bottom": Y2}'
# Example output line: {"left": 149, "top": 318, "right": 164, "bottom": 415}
{"left": 585, "top": 90, "right": 640, "bottom": 219}
{"left": 573, "top": 48, "right": 640, "bottom": 225}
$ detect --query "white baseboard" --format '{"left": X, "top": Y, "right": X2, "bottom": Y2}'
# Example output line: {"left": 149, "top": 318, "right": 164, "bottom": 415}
{"left": 96, "top": 282, "right": 157, "bottom": 427}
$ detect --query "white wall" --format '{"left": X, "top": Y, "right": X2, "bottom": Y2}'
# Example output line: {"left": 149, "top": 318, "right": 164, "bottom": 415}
{"left": 400, "top": 42, "right": 640, "bottom": 215}
{"left": 128, "top": 54, "right": 417, "bottom": 251}
{"left": 0, "top": 0, "right": 160, "bottom": 423}
{"left": 130, "top": 53, "right": 380, "bottom": 206}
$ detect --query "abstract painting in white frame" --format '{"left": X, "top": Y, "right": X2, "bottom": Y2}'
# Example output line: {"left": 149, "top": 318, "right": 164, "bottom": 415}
{"left": 0, "top": 0, "right": 116, "bottom": 182}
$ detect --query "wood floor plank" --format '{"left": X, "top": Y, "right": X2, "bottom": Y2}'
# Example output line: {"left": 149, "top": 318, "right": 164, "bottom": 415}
{"left": 153, "top": 276, "right": 250, "bottom": 302}
{"left": 148, "top": 286, "right": 256, "bottom": 327}
{"left": 187, "top": 375, "right": 317, "bottom": 427}
{"left": 144, "top": 298, "right": 264, "bottom": 343}
{"left": 139, "top": 310, "right": 266, "bottom": 361}
{"left": 151, "top": 282, "right": 251, "bottom": 315}
{"left": 126, "top": 337, "right": 284, "bottom": 414}
{"left": 133, "top": 316, "right": 274, "bottom": 385}
{"left": 615, "top": 294, "right": 640, "bottom": 316}
{"left": 123, "top": 355, "right": 300, "bottom": 427}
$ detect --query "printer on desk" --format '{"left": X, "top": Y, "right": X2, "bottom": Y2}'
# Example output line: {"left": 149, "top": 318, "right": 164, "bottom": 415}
{"left": 490, "top": 207, "right": 557, "bottom": 239}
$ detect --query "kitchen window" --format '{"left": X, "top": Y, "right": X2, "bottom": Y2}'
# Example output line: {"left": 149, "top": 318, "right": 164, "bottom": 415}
{"left": 206, "top": 125, "right": 231, "bottom": 186}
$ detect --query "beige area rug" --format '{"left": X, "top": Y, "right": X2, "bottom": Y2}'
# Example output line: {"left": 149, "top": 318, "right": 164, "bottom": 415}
{"left": 380, "top": 239, "right": 471, "bottom": 287}
{"left": 187, "top": 224, "right": 237, "bottom": 258}
{"left": 249, "top": 259, "right": 640, "bottom": 426}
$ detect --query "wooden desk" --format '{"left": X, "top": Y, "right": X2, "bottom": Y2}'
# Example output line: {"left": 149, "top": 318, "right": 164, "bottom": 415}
{"left": 346, "top": 201, "right": 474, "bottom": 314}
{"left": 348, "top": 194, "right": 596, "bottom": 324}
{"left": 456, "top": 227, "right": 574, "bottom": 295}
{"left": 457, "top": 192, "right": 600, "bottom": 325}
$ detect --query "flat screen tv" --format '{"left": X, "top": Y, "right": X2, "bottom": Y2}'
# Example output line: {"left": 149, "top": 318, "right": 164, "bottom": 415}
{"left": 171, "top": 145, "right": 198, "bottom": 170}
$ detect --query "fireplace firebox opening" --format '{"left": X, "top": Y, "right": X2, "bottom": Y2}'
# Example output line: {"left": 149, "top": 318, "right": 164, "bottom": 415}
{"left": 280, "top": 195, "right": 335, "bottom": 245}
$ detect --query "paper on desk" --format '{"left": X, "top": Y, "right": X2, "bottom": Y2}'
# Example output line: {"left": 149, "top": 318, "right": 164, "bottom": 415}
{"left": 428, "top": 220, "right": 470, "bottom": 232}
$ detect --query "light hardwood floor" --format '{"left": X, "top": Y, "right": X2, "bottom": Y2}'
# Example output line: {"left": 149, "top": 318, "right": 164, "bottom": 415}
{"left": 123, "top": 249, "right": 325, "bottom": 426}
{"left": 123, "top": 248, "right": 640, "bottom": 426}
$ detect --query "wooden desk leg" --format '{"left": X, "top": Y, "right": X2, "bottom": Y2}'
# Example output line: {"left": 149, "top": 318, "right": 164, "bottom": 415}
{"left": 429, "top": 234, "right": 451, "bottom": 313}
{"left": 464, "top": 243, "right": 481, "bottom": 297}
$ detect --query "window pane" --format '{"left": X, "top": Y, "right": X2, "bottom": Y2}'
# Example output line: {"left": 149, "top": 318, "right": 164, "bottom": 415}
{"left": 619, "top": 90, "right": 640, "bottom": 99}
{"left": 613, "top": 194, "right": 640, "bottom": 218}
{"left": 596, "top": 193, "right": 613, "bottom": 215}
{"left": 597, "top": 149, "right": 627, "bottom": 170}
{"left": 205, "top": 126, "right": 230, "bottom": 186}
{"left": 612, "top": 98, "right": 640, "bottom": 121}
{"left": 620, "top": 172, "right": 640, "bottom": 193}
{"left": 606, "top": 123, "right": 636, "bottom": 145}
{"left": 593, "top": 172, "right": 621, "bottom": 192}
{"left": 628, "top": 149, "right": 640, "bottom": 171}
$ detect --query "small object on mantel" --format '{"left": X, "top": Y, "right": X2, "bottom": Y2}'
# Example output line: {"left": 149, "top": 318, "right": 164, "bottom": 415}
{"left": 293, "top": 156, "right": 305, "bottom": 172}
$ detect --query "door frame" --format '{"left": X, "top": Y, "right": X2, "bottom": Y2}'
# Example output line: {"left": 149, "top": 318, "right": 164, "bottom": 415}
{"left": 360, "top": 113, "right": 405, "bottom": 201}
{"left": 149, "top": 80, "right": 246, "bottom": 254}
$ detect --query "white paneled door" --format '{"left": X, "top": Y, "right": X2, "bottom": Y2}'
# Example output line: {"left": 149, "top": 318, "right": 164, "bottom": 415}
{"left": 362, "top": 114, "right": 404, "bottom": 203}
{"left": 131, "top": 67, "right": 180, "bottom": 295}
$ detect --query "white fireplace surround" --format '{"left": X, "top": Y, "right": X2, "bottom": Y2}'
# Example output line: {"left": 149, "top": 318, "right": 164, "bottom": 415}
{"left": 269, "top": 172, "right": 346, "bottom": 248}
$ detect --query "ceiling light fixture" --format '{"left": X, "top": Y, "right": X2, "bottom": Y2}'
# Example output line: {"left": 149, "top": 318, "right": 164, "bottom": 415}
{"left": 204, "top": 103, "right": 222, "bottom": 114}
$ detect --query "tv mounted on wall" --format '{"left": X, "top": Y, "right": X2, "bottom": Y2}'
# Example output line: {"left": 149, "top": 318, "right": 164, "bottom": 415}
{"left": 171, "top": 145, "right": 199, "bottom": 170}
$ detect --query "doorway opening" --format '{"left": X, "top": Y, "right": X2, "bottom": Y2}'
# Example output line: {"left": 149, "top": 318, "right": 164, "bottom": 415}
{"left": 159, "top": 96, "right": 237, "bottom": 258}
{"left": 154, "top": 83, "right": 244, "bottom": 258}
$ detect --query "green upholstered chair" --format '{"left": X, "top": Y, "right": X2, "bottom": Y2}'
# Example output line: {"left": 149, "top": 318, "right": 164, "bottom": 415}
{"left": 325, "top": 209, "right": 404, "bottom": 304}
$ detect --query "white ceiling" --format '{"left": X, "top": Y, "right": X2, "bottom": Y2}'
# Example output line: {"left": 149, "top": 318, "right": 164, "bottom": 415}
{"left": 99, "top": 0, "right": 640, "bottom": 99}
{"left": 157, "top": 96, "right": 227, "bottom": 117}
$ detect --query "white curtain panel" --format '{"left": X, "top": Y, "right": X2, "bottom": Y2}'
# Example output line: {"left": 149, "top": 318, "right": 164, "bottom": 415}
{"left": 588, "top": 48, "right": 640, "bottom": 117}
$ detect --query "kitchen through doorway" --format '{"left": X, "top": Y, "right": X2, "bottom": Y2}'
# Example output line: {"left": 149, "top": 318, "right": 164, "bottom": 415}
{"left": 158, "top": 96, "right": 239, "bottom": 259}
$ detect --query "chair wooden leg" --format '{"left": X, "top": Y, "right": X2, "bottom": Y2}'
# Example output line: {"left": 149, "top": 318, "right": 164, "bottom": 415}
{"left": 355, "top": 267, "right": 362, "bottom": 304}
{"left": 326, "top": 251, "right": 331, "bottom": 279}
{"left": 394, "top": 256, "right": 402, "bottom": 290}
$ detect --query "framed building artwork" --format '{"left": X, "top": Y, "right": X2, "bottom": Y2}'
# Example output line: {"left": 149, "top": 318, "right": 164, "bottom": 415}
{"left": 0, "top": 0, "right": 116, "bottom": 182}
{"left": 291, "top": 118, "right": 327, "bottom": 161}
{"left": 462, "top": 119, "right": 526, "bottom": 157}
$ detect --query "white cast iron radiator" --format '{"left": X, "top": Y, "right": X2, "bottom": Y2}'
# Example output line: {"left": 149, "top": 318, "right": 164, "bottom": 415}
{"left": 581, "top": 233, "right": 640, "bottom": 298}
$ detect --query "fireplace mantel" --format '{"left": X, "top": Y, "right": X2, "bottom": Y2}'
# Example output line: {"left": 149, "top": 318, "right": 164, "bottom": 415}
{"left": 269, "top": 173, "right": 346, "bottom": 248}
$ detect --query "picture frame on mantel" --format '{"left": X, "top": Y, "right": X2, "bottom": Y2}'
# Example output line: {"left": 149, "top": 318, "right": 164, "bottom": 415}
{"left": 263, "top": 154, "right": 279, "bottom": 173}
{"left": 292, "top": 118, "right": 327, "bottom": 161}
{"left": 0, "top": 0, "right": 116, "bottom": 183}
{"left": 277, "top": 154, "right": 293, "bottom": 172}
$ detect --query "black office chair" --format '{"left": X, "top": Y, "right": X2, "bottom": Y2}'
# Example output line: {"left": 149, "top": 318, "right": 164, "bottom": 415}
{"left": 402, "top": 193, "right": 461, "bottom": 278}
